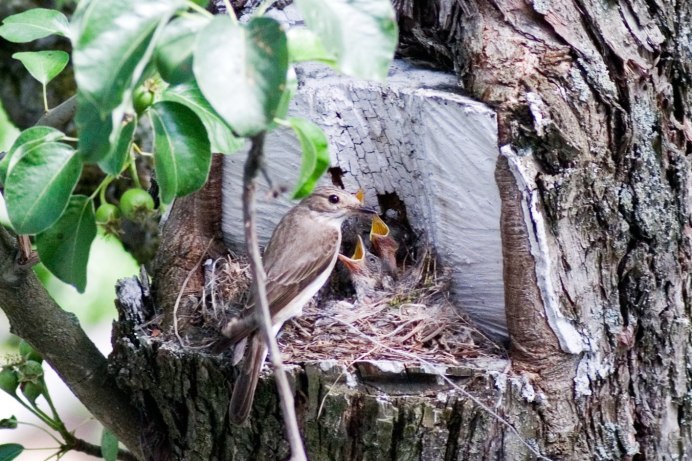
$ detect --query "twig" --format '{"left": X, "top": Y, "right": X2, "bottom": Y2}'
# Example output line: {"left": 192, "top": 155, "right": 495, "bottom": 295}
{"left": 242, "top": 133, "right": 307, "bottom": 461}
{"left": 66, "top": 434, "right": 138, "bottom": 461}
{"left": 0, "top": 226, "right": 147, "bottom": 460}
{"left": 172, "top": 238, "right": 215, "bottom": 346}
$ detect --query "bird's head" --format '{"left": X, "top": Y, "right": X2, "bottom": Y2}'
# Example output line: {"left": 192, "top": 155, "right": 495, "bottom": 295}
{"left": 338, "top": 235, "right": 382, "bottom": 299}
{"left": 301, "top": 186, "right": 377, "bottom": 222}
{"left": 338, "top": 236, "right": 381, "bottom": 277}
{"left": 369, "top": 215, "right": 399, "bottom": 275}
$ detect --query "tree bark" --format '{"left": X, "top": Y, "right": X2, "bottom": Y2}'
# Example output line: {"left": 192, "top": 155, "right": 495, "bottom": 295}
{"left": 3, "top": 0, "right": 692, "bottom": 460}
{"left": 393, "top": 0, "right": 691, "bottom": 458}
{"left": 0, "top": 226, "right": 146, "bottom": 460}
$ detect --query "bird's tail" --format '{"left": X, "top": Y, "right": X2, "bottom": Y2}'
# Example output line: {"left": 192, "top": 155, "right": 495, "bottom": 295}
{"left": 229, "top": 333, "right": 267, "bottom": 424}
{"left": 221, "top": 315, "right": 257, "bottom": 344}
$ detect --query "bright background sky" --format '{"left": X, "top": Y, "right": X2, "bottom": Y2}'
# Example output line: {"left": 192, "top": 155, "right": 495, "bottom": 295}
{"left": 0, "top": 101, "right": 140, "bottom": 460}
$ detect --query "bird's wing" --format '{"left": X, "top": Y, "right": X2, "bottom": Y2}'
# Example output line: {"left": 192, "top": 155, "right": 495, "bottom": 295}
{"left": 263, "top": 215, "right": 340, "bottom": 318}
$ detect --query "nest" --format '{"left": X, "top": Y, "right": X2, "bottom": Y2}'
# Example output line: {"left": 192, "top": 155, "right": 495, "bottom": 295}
{"left": 207, "top": 249, "right": 504, "bottom": 365}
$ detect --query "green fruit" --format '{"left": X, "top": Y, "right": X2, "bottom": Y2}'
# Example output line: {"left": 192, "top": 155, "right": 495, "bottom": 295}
{"left": 18, "top": 340, "right": 43, "bottom": 363}
{"left": 0, "top": 368, "right": 19, "bottom": 395}
{"left": 18, "top": 360, "right": 43, "bottom": 382}
{"left": 120, "top": 188, "right": 155, "bottom": 221}
{"left": 133, "top": 86, "right": 154, "bottom": 115}
{"left": 95, "top": 203, "right": 121, "bottom": 224}
{"left": 21, "top": 381, "right": 44, "bottom": 404}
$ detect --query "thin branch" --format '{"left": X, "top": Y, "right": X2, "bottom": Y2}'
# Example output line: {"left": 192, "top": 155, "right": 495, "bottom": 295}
{"left": 242, "top": 133, "right": 307, "bottom": 461}
{"left": 0, "top": 225, "right": 146, "bottom": 460}
{"left": 68, "top": 435, "right": 139, "bottom": 461}
{"left": 172, "top": 238, "right": 215, "bottom": 345}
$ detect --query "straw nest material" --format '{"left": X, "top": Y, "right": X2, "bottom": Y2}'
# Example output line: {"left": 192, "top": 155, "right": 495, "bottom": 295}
{"left": 206, "top": 249, "right": 504, "bottom": 365}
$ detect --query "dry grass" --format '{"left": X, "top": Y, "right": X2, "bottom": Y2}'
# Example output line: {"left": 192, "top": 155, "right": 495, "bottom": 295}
{"left": 207, "top": 248, "right": 504, "bottom": 365}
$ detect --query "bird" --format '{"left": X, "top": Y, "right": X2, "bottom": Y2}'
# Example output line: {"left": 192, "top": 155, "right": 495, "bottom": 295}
{"left": 222, "top": 186, "right": 376, "bottom": 424}
{"left": 369, "top": 215, "right": 399, "bottom": 276}
{"left": 338, "top": 235, "right": 384, "bottom": 303}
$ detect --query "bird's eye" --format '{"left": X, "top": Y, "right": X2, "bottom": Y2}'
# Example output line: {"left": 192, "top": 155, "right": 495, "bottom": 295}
{"left": 328, "top": 194, "right": 340, "bottom": 204}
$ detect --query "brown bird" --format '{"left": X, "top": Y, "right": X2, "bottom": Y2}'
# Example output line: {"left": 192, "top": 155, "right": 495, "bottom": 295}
{"left": 338, "top": 235, "right": 384, "bottom": 302}
{"left": 223, "top": 186, "right": 376, "bottom": 424}
{"left": 369, "top": 215, "right": 399, "bottom": 276}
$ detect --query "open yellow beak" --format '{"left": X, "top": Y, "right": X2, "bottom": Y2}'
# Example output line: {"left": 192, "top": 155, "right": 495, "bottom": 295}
{"left": 338, "top": 235, "right": 365, "bottom": 272}
{"left": 370, "top": 215, "right": 390, "bottom": 239}
{"left": 369, "top": 215, "right": 398, "bottom": 275}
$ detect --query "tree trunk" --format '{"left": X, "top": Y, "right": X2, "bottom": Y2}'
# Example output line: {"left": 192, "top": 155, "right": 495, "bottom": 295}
{"left": 3, "top": 0, "right": 691, "bottom": 459}
{"left": 109, "top": 1, "right": 692, "bottom": 459}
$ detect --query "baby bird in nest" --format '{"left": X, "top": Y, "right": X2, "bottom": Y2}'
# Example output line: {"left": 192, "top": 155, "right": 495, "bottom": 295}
{"left": 338, "top": 235, "right": 389, "bottom": 303}
{"left": 369, "top": 215, "right": 399, "bottom": 277}
{"left": 339, "top": 215, "right": 401, "bottom": 302}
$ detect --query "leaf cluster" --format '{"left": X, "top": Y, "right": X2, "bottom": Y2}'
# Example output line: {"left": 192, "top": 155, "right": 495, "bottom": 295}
{"left": 0, "top": 0, "right": 397, "bottom": 291}
{"left": 0, "top": 339, "right": 123, "bottom": 461}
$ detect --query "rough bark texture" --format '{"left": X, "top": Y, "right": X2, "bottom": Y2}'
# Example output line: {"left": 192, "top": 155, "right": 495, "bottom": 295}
{"left": 113, "top": 276, "right": 525, "bottom": 461}
{"left": 152, "top": 154, "right": 226, "bottom": 332}
{"left": 393, "top": 0, "right": 691, "bottom": 458}
{"left": 110, "top": 1, "right": 692, "bottom": 459}
{"left": 2, "top": 0, "right": 691, "bottom": 460}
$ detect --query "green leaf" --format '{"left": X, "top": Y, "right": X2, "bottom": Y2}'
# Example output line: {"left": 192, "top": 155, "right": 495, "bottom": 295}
{"left": 286, "top": 28, "right": 336, "bottom": 64}
{"left": 75, "top": 95, "right": 114, "bottom": 163}
{"left": 194, "top": 16, "right": 288, "bottom": 137}
{"left": 0, "top": 9, "right": 69, "bottom": 43}
{"left": 0, "top": 443, "right": 23, "bottom": 461}
{"left": 5, "top": 142, "right": 82, "bottom": 235}
{"left": 100, "top": 428, "right": 119, "bottom": 461}
{"left": 0, "top": 416, "right": 17, "bottom": 430}
{"left": 162, "top": 82, "right": 243, "bottom": 154}
{"left": 273, "top": 67, "right": 297, "bottom": 124}
{"left": 150, "top": 101, "right": 211, "bottom": 203}
{"left": 12, "top": 51, "right": 69, "bottom": 86}
{"left": 294, "top": 0, "right": 397, "bottom": 81}
{"left": 71, "top": 0, "right": 186, "bottom": 115}
{"left": 289, "top": 117, "right": 330, "bottom": 199}
{"left": 0, "top": 126, "right": 64, "bottom": 185}
{"left": 36, "top": 195, "right": 96, "bottom": 292}
{"left": 97, "top": 116, "right": 136, "bottom": 175}
{"left": 17, "top": 361, "right": 43, "bottom": 383}
{"left": 155, "top": 15, "right": 209, "bottom": 85}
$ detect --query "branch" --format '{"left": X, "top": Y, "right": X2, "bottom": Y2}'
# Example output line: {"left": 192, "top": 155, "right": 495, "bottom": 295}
{"left": 68, "top": 434, "right": 139, "bottom": 461}
{"left": 0, "top": 225, "right": 146, "bottom": 460}
{"left": 242, "top": 133, "right": 307, "bottom": 461}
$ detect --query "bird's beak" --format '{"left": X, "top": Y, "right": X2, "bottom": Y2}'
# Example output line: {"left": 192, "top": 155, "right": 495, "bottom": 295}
{"left": 338, "top": 254, "right": 362, "bottom": 272}
{"left": 355, "top": 205, "right": 377, "bottom": 215}
{"left": 370, "top": 215, "right": 390, "bottom": 238}
{"left": 338, "top": 236, "right": 365, "bottom": 272}
{"left": 355, "top": 188, "right": 365, "bottom": 204}
{"left": 369, "top": 216, "right": 399, "bottom": 275}
{"left": 352, "top": 235, "right": 365, "bottom": 260}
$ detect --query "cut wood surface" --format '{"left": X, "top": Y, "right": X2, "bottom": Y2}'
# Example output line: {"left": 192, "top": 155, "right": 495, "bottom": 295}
{"left": 222, "top": 60, "right": 507, "bottom": 341}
